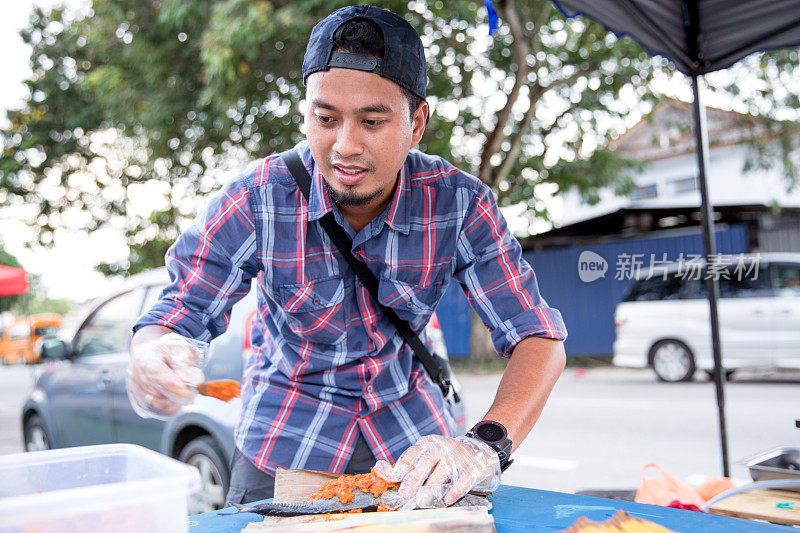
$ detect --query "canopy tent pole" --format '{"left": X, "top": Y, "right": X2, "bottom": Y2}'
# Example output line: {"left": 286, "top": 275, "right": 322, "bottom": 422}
{"left": 691, "top": 73, "right": 730, "bottom": 477}
{"left": 550, "top": 0, "right": 800, "bottom": 482}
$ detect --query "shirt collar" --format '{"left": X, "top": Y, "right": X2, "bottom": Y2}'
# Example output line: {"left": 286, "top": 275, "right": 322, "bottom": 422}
{"left": 299, "top": 141, "right": 411, "bottom": 234}
{"left": 384, "top": 160, "right": 411, "bottom": 235}
{"left": 297, "top": 142, "right": 334, "bottom": 222}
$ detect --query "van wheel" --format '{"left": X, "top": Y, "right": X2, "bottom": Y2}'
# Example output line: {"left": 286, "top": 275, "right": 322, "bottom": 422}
{"left": 179, "top": 436, "right": 229, "bottom": 514}
{"left": 651, "top": 340, "right": 695, "bottom": 382}
{"left": 24, "top": 414, "right": 52, "bottom": 451}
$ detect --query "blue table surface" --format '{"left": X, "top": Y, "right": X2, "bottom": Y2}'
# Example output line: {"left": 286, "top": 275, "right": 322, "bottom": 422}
{"left": 188, "top": 485, "right": 796, "bottom": 532}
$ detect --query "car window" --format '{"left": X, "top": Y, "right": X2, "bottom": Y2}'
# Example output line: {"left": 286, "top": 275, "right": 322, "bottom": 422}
{"left": 625, "top": 262, "right": 771, "bottom": 302}
{"left": 675, "top": 276, "right": 702, "bottom": 299}
{"left": 34, "top": 326, "right": 59, "bottom": 336}
{"left": 773, "top": 263, "right": 800, "bottom": 297}
{"left": 624, "top": 275, "right": 683, "bottom": 301}
{"left": 718, "top": 264, "right": 770, "bottom": 298}
{"left": 73, "top": 291, "right": 140, "bottom": 356}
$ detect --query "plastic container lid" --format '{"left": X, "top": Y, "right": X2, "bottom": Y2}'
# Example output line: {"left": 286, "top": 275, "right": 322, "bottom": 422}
{"left": 0, "top": 443, "right": 201, "bottom": 533}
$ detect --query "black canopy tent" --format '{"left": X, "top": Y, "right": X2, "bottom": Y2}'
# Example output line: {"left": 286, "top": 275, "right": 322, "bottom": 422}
{"left": 549, "top": 0, "right": 800, "bottom": 476}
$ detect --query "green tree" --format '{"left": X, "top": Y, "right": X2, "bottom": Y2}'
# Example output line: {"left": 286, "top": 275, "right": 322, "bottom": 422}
{"left": 25, "top": 274, "right": 73, "bottom": 316}
{"left": 2, "top": 0, "right": 797, "bottom": 276}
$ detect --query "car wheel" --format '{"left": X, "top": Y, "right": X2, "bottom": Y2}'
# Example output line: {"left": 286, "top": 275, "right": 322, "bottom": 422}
{"left": 178, "top": 436, "right": 229, "bottom": 514}
{"left": 651, "top": 340, "right": 695, "bottom": 382}
{"left": 24, "top": 414, "right": 52, "bottom": 452}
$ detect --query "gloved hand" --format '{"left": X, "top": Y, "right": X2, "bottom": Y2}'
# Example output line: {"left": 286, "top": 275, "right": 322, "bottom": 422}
{"left": 126, "top": 332, "right": 208, "bottom": 420}
{"left": 373, "top": 434, "right": 501, "bottom": 509}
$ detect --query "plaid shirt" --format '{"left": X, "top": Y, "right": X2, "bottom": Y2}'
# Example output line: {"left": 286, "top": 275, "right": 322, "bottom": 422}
{"left": 135, "top": 140, "right": 566, "bottom": 475}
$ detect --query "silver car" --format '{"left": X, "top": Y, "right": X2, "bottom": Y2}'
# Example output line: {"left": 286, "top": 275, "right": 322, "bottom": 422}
{"left": 22, "top": 268, "right": 464, "bottom": 513}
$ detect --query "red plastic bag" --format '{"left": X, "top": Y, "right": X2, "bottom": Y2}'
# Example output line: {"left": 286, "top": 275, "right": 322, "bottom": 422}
{"left": 634, "top": 464, "right": 706, "bottom": 507}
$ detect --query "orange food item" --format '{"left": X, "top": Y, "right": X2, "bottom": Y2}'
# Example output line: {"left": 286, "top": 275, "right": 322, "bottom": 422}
{"left": 560, "top": 510, "right": 676, "bottom": 532}
{"left": 322, "top": 514, "right": 348, "bottom": 521}
{"left": 197, "top": 380, "right": 240, "bottom": 402}
{"left": 309, "top": 468, "right": 399, "bottom": 506}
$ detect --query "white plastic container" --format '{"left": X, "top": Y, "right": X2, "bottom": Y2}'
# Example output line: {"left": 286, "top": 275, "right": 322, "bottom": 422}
{"left": 0, "top": 443, "right": 201, "bottom": 533}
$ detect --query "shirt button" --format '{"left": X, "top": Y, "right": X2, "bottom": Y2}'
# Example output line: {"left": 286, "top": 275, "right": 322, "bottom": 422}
{"left": 406, "top": 301, "right": 414, "bottom": 308}
{"left": 367, "top": 385, "right": 373, "bottom": 393}
{"left": 312, "top": 297, "right": 320, "bottom": 305}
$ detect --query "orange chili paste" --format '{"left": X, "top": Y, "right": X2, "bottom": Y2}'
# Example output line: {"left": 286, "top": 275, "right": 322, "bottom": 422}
{"left": 200, "top": 380, "right": 240, "bottom": 402}
{"left": 309, "top": 468, "right": 399, "bottom": 505}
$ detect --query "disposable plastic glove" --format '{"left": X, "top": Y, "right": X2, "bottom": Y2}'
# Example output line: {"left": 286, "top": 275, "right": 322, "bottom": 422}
{"left": 373, "top": 434, "right": 501, "bottom": 509}
{"left": 126, "top": 332, "right": 208, "bottom": 419}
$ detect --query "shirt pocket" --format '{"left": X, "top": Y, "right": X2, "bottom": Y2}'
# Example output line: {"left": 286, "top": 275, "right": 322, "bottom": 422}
{"left": 277, "top": 277, "right": 347, "bottom": 346}
{"left": 377, "top": 277, "right": 443, "bottom": 331}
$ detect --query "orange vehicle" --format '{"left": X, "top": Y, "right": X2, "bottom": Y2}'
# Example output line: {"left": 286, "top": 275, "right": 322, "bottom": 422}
{"left": 0, "top": 313, "right": 62, "bottom": 365}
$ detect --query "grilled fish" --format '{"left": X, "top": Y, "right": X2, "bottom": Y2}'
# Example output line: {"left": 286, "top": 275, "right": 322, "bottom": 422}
{"left": 220, "top": 488, "right": 404, "bottom": 516}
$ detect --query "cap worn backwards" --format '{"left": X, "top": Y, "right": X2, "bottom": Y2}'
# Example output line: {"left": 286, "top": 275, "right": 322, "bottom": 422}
{"left": 302, "top": 5, "right": 428, "bottom": 100}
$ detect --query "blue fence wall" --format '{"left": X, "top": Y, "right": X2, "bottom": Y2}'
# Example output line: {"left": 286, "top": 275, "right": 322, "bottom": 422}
{"left": 435, "top": 224, "right": 749, "bottom": 358}
{"left": 521, "top": 225, "right": 750, "bottom": 356}
{"left": 436, "top": 282, "right": 472, "bottom": 358}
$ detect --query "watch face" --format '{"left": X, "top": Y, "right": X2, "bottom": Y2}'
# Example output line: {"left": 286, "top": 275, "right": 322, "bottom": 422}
{"left": 475, "top": 422, "right": 505, "bottom": 443}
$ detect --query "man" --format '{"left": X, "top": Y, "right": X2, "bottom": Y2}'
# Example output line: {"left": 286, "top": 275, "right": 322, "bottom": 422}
{"left": 128, "top": 5, "right": 567, "bottom": 508}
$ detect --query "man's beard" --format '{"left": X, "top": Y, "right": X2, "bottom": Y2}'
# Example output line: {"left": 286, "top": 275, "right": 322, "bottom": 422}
{"left": 323, "top": 178, "right": 383, "bottom": 208}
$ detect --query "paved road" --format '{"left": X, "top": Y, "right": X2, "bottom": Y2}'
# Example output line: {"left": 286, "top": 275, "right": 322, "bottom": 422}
{"left": 1, "top": 364, "right": 797, "bottom": 494}
{"left": 0, "top": 364, "right": 39, "bottom": 455}
{"left": 458, "top": 366, "right": 800, "bottom": 494}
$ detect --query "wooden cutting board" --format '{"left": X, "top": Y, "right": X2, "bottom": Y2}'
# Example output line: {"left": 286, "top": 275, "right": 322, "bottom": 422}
{"left": 241, "top": 468, "right": 495, "bottom": 532}
{"left": 273, "top": 467, "right": 340, "bottom": 503}
{"left": 241, "top": 507, "right": 495, "bottom": 532}
{"left": 707, "top": 488, "right": 800, "bottom": 526}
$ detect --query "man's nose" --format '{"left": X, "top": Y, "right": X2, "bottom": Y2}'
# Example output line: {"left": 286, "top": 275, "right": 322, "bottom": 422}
{"left": 332, "top": 119, "right": 364, "bottom": 157}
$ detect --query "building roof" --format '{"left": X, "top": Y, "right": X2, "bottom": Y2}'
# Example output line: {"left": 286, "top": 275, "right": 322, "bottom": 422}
{"left": 522, "top": 204, "right": 800, "bottom": 250}
{"left": 609, "top": 99, "right": 762, "bottom": 162}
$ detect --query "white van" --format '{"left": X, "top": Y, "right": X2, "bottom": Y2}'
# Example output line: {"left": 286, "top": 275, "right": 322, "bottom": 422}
{"left": 613, "top": 253, "right": 800, "bottom": 381}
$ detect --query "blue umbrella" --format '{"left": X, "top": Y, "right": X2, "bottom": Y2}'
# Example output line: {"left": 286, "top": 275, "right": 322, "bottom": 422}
{"left": 548, "top": 0, "right": 800, "bottom": 476}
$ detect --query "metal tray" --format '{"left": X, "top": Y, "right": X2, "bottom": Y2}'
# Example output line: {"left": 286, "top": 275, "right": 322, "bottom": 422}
{"left": 741, "top": 447, "right": 800, "bottom": 490}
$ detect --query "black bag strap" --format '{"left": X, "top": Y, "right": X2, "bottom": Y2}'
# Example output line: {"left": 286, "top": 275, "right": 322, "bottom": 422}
{"left": 281, "top": 148, "right": 457, "bottom": 401}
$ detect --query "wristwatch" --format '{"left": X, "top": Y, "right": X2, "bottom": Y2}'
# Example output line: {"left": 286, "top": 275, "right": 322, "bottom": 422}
{"left": 467, "top": 420, "right": 514, "bottom": 472}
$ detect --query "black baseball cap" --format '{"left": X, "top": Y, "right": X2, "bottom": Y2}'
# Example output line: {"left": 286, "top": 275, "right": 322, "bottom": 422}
{"left": 302, "top": 5, "right": 427, "bottom": 100}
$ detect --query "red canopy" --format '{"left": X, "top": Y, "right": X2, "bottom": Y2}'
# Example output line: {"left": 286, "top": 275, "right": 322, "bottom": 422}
{"left": 0, "top": 265, "right": 29, "bottom": 297}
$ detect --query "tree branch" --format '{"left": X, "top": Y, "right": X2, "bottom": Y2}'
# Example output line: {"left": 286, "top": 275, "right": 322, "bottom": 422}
{"left": 491, "top": 66, "right": 593, "bottom": 185}
{"left": 478, "top": 0, "right": 530, "bottom": 187}
{"left": 530, "top": 2, "right": 553, "bottom": 60}
{"left": 493, "top": 83, "right": 544, "bottom": 185}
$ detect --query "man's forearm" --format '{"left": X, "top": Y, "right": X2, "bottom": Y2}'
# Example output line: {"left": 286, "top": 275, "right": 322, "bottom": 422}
{"left": 483, "top": 336, "right": 566, "bottom": 451}
{"left": 130, "top": 324, "right": 174, "bottom": 355}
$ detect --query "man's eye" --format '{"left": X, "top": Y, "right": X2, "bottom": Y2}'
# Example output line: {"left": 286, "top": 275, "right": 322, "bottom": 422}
{"left": 364, "top": 119, "right": 385, "bottom": 127}
{"left": 316, "top": 115, "right": 334, "bottom": 124}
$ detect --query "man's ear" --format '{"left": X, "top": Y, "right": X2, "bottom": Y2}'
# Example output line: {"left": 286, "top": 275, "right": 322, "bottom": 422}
{"left": 411, "top": 100, "right": 429, "bottom": 148}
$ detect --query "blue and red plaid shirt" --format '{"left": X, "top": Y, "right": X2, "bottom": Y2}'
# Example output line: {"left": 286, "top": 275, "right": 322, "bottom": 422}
{"left": 135, "top": 140, "right": 566, "bottom": 475}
